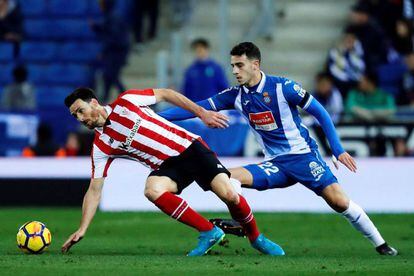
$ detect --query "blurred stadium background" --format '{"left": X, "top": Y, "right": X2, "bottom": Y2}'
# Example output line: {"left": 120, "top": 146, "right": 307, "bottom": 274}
{"left": 0, "top": 0, "right": 413, "bottom": 274}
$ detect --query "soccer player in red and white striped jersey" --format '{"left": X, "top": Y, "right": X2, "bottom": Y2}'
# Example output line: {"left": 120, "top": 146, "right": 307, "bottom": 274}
{"left": 61, "top": 87, "right": 284, "bottom": 256}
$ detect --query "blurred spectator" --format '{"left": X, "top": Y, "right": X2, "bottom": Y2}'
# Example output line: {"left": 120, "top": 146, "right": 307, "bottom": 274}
{"left": 391, "top": 19, "right": 414, "bottom": 55}
{"left": 91, "top": 0, "right": 130, "bottom": 102}
{"left": 170, "top": 0, "right": 194, "bottom": 28}
{"left": 182, "top": 38, "right": 228, "bottom": 102}
{"left": 354, "top": 0, "right": 403, "bottom": 39}
{"left": 0, "top": 0, "right": 22, "bottom": 56}
{"left": 0, "top": 65, "right": 36, "bottom": 111}
{"left": 345, "top": 73, "right": 396, "bottom": 122}
{"left": 0, "top": 0, "right": 22, "bottom": 42}
{"left": 309, "top": 72, "right": 343, "bottom": 156}
{"left": 132, "top": 0, "right": 159, "bottom": 47}
{"left": 348, "top": 4, "right": 391, "bottom": 71}
{"left": 22, "top": 123, "right": 65, "bottom": 157}
{"left": 327, "top": 26, "right": 365, "bottom": 97}
{"left": 392, "top": 137, "right": 413, "bottom": 156}
{"left": 401, "top": 53, "right": 414, "bottom": 106}
{"left": 312, "top": 72, "right": 343, "bottom": 124}
{"left": 63, "top": 132, "right": 81, "bottom": 157}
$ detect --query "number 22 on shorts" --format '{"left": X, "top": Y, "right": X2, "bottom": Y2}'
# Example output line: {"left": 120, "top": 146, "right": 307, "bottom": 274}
{"left": 258, "top": 162, "right": 279, "bottom": 176}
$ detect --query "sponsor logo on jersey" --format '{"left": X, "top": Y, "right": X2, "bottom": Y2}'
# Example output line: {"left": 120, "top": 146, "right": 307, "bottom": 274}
{"left": 309, "top": 161, "right": 325, "bottom": 181}
{"left": 248, "top": 111, "right": 278, "bottom": 131}
{"left": 293, "top": 84, "right": 306, "bottom": 98}
{"left": 243, "top": 99, "right": 250, "bottom": 106}
{"left": 263, "top": 92, "right": 271, "bottom": 104}
{"left": 119, "top": 118, "right": 141, "bottom": 150}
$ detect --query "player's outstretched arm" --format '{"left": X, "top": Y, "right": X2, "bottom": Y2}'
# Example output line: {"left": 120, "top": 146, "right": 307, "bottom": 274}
{"left": 305, "top": 99, "right": 357, "bottom": 172}
{"left": 61, "top": 177, "right": 105, "bottom": 253}
{"left": 158, "top": 98, "right": 213, "bottom": 121}
{"left": 154, "top": 88, "right": 228, "bottom": 128}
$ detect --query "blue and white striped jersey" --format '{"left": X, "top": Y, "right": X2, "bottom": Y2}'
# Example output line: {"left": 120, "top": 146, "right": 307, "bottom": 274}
{"left": 207, "top": 72, "right": 318, "bottom": 159}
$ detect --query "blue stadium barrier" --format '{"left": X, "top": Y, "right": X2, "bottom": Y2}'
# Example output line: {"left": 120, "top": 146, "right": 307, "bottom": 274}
{"left": 20, "top": 42, "right": 58, "bottom": 62}
{"left": 0, "top": 63, "right": 14, "bottom": 85}
{"left": 53, "top": 20, "right": 96, "bottom": 40}
{"left": 24, "top": 19, "right": 53, "bottom": 39}
{"left": 0, "top": 43, "right": 14, "bottom": 62}
{"left": 58, "top": 42, "right": 101, "bottom": 62}
{"left": 19, "top": 0, "right": 47, "bottom": 17}
{"left": 49, "top": 0, "right": 88, "bottom": 16}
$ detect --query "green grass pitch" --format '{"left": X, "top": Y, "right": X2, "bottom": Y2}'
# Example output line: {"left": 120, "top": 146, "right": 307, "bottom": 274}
{"left": 0, "top": 208, "right": 413, "bottom": 275}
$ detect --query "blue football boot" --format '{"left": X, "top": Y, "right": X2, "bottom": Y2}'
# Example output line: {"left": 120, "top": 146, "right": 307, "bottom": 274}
{"left": 251, "top": 234, "right": 285, "bottom": 256}
{"left": 187, "top": 226, "right": 225, "bottom": 256}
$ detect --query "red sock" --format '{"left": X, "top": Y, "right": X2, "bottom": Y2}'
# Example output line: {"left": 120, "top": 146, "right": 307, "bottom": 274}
{"left": 227, "top": 195, "right": 260, "bottom": 242}
{"left": 154, "top": 192, "right": 213, "bottom": 232}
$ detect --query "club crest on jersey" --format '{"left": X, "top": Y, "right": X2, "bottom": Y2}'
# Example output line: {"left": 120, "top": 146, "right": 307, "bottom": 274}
{"left": 248, "top": 111, "right": 278, "bottom": 131}
{"left": 263, "top": 92, "right": 271, "bottom": 104}
{"left": 309, "top": 161, "right": 325, "bottom": 181}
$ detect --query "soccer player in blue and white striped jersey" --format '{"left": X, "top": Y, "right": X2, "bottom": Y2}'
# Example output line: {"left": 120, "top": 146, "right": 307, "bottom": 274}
{"left": 159, "top": 42, "right": 397, "bottom": 256}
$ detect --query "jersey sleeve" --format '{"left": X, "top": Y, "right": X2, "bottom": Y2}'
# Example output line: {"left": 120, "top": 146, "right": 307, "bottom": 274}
{"left": 118, "top": 89, "right": 157, "bottom": 106}
{"left": 208, "top": 87, "right": 239, "bottom": 111}
{"left": 282, "top": 79, "right": 313, "bottom": 109}
{"left": 91, "top": 144, "right": 113, "bottom": 179}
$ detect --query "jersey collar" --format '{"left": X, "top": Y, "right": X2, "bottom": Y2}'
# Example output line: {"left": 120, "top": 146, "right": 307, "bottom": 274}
{"left": 242, "top": 71, "right": 266, "bottom": 94}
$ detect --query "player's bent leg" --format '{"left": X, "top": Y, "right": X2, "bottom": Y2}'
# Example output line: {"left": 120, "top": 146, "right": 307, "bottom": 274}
{"left": 229, "top": 167, "right": 254, "bottom": 188}
{"left": 320, "top": 183, "right": 350, "bottom": 212}
{"left": 210, "top": 173, "right": 285, "bottom": 256}
{"left": 145, "top": 176, "right": 225, "bottom": 256}
{"left": 321, "top": 184, "right": 398, "bottom": 256}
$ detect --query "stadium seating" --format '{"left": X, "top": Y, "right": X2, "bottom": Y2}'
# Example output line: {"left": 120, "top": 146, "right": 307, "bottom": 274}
{"left": 36, "top": 86, "right": 73, "bottom": 108}
{"left": 48, "top": 0, "right": 88, "bottom": 16}
{"left": 1, "top": 0, "right": 105, "bottom": 151}
{"left": 58, "top": 42, "right": 101, "bottom": 63}
{"left": 0, "top": 43, "right": 14, "bottom": 62}
{"left": 20, "top": 42, "right": 58, "bottom": 62}
{"left": 19, "top": 0, "right": 47, "bottom": 17}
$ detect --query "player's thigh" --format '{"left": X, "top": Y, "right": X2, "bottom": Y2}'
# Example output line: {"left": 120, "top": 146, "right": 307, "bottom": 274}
{"left": 285, "top": 150, "right": 338, "bottom": 196}
{"left": 243, "top": 161, "right": 294, "bottom": 190}
{"left": 145, "top": 176, "right": 179, "bottom": 200}
{"left": 229, "top": 167, "right": 254, "bottom": 186}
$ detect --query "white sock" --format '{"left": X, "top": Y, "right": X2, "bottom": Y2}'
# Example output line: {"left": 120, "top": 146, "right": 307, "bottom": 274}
{"left": 342, "top": 200, "right": 385, "bottom": 247}
{"left": 230, "top": 178, "right": 243, "bottom": 195}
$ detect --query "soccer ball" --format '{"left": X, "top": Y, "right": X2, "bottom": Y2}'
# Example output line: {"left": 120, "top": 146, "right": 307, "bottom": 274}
{"left": 16, "top": 221, "right": 52, "bottom": 254}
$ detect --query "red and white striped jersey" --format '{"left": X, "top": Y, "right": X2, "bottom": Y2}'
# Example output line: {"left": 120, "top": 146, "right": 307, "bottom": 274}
{"left": 91, "top": 89, "right": 199, "bottom": 178}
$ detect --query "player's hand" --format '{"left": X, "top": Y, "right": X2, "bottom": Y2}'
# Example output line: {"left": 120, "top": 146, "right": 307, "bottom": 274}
{"left": 333, "top": 152, "right": 357, "bottom": 173}
{"left": 199, "top": 110, "right": 229, "bottom": 129}
{"left": 61, "top": 230, "right": 85, "bottom": 253}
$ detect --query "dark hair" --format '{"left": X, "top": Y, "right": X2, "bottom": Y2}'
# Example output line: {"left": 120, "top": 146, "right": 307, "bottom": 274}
{"left": 351, "top": 3, "right": 370, "bottom": 14}
{"left": 315, "top": 72, "right": 332, "bottom": 82}
{"left": 230, "top": 42, "right": 261, "bottom": 63}
{"left": 191, "top": 38, "right": 210, "bottom": 49}
{"left": 13, "top": 65, "right": 28, "bottom": 83}
{"left": 343, "top": 24, "right": 358, "bottom": 36}
{"left": 64, "top": 87, "right": 97, "bottom": 108}
{"left": 363, "top": 72, "right": 378, "bottom": 86}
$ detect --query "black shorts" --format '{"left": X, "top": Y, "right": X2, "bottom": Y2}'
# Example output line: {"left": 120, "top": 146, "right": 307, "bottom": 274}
{"left": 148, "top": 140, "right": 230, "bottom": 194}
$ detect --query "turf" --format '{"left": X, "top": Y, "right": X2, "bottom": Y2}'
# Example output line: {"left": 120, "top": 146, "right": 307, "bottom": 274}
{"left": 0, "top": 209, "right": 413, "bottom": 275}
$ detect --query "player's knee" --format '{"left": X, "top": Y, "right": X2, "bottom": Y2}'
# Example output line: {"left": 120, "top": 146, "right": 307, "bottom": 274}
{"left": 144, "top": 186, "right": 165, "bottom": 202}
{"left": 331, "top": 197, "right": 350, "bottom": 213}
{"left": 221, "top": 189, "right": 240, "bottom": 205}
